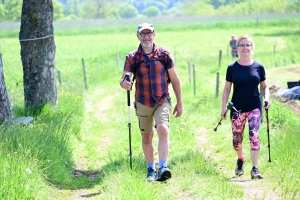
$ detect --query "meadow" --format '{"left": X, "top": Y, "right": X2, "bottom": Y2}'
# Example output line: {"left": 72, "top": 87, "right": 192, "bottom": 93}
{"left": 0, "top": 15, "right": 300, "bottom": 199}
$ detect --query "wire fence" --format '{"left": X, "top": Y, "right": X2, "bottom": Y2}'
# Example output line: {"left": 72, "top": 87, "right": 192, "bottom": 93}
{"left": 1, "top": 36, "right": 299, "bottom": 109}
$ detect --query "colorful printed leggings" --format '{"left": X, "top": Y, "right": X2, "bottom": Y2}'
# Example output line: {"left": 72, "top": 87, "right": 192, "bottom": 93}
{"left": 231, "top": 108, "right": 261, "bottom": 151}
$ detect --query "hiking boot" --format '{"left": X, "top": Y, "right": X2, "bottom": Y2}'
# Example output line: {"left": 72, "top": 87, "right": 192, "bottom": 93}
{"left": 251, "top": 167, "right": 263, "bottom": 179}
{"left": 235, "top": 157, "right": 246, "bottom": 176}
{"left": 156, "top": 167, "right": 171, "bottom": 182}
{"left": 146, "top": 167, "right": 156, "bottom": 182}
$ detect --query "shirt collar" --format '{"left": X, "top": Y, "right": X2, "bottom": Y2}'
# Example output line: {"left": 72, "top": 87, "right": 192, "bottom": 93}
{"left": 137, "top": 43, "right": 158, "bottom": 55}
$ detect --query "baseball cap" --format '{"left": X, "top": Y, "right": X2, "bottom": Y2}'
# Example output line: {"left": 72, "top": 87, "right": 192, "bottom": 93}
{"left": 137, "top": 23, "right": 154, "bottom": 33}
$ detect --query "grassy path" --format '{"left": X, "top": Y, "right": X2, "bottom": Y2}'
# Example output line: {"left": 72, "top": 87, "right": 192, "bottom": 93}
{"left": 57, "top": 86, "right": 120, "bottom": 199}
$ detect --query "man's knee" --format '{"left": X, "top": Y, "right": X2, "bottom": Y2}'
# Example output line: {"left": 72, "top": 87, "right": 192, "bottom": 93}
{"left": 156, "top": 124, "right": 169, "bottom": 135}
{"left": 142, "top": 132, "right": 153, "bottom": 144}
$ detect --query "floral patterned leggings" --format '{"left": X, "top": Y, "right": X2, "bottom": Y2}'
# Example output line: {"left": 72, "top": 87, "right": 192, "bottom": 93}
{"left": 231, "top": 108, "right": 261, "bottom": 151}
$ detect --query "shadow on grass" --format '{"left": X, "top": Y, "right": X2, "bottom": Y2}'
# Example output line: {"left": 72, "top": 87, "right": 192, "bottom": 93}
{"left": 54, "top": 153, "right": 146, "bottom": 190}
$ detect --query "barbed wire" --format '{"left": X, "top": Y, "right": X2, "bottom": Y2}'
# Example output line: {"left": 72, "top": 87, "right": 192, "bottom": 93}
{"left": 19, "top": 34, "right": 54, "bottom": 42}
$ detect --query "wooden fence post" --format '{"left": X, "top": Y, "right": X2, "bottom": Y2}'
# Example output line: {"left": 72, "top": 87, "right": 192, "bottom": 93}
{"left": 174, "top": 45, "right": 176, "bottom": 64}
{"left": 193, "top": 64, "right": 196, "bottom": 95}
{"left": 218, "top": 50, "right": 222, "bottom": 67}
{"left": 216, "top": 72, "right": 219, "bottom": 98}
{"left": 227, "top": 44, "right": 229, "bottom": 57}
{"left": 82, "top": 58, "right": 88, "bottom": 90}
{"left": 116, "top": 52, "right": 120, "bottom": 70}
{"left": 188, "top": 62, "right": 191, "bottom": 83}
{"left": 57, "top": 70, "right": 61, "bottom": 86}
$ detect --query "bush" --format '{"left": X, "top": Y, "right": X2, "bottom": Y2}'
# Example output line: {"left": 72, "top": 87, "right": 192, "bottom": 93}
{"left": 119, "top": 3, "right": 138, "bottom": 19}
{"left": 142, "top": 6, "right": 161, "bottom": 17}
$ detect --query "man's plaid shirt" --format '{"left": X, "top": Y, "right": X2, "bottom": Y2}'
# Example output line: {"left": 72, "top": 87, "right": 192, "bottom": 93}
{"left": 124, "top": 43, "right": 174, "bottom": 107}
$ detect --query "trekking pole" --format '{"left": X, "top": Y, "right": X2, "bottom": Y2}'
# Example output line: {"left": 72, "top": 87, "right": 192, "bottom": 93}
{"left": 214, "top": 102, "right": 235, "bottom": 132}
{"left": 265, "top": 101, "right": 271, "bottom": 162}
{"left": 123, "top": 73, "right": 132, "bottom": 169}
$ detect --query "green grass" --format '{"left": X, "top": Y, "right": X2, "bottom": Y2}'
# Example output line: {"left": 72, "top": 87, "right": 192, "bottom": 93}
{"left": 0, "top": 16, "right": 300, "bottom": 199}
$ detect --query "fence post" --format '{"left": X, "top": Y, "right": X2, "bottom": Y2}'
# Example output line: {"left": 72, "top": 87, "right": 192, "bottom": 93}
{"left": 227, "top": 44, "right": 229, "bottom": 58}
{"left": 174, "top": 45, "right": 176, "bottom": 64}
{"left": 193, "top": 64, "right": 196, "bottom": 95}
{"left": 188, "top": 62, "right": 191, "bottom": 83}
{"left": 57, "top": 70, "right": 61, "bottom": 86}
{"left": 82, "top": 58, "right": 88, "bottom": 90}
{"left": 216, "top": 72, "right": 219, "bottom": 98}
{"left": 116, "top": 52, "right": 120, "bottom": 70}
{"left": 218, "top": 50, "right": 222, "bottom": 67}
{"left": 273, "top": 45, "right": 276, "bottom": 54}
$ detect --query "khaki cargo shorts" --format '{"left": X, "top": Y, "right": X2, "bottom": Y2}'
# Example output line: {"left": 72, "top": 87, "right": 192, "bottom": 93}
{"left": 134, "top": 97, "right": 171, "bottom": 134}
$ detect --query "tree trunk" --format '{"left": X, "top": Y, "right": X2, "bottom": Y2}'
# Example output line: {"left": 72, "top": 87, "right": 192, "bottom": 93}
{"left": 0, "top": 53, "right": 13, "bottom": 124}
{"left": 19, "top": 0, "right": 57, "bottom": 111}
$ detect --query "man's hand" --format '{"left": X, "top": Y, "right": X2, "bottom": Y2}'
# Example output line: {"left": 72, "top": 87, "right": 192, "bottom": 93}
{"left": 120, "top": 73, "right": 132, "bottom": 90}
{"left": 173, "top": 103, "right": 183, "bottom": 118}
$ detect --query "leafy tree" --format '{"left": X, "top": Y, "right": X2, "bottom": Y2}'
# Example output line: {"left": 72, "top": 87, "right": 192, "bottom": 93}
{"left": 0, "top": 3, "right": 5, "bottom": 21}
{"left": 53, "top": 0, "right": 64, "bottom": 21}
{"left": 162, "top": 7, "right": 180, "bottom": 16}
{"left": 63, "top": 0, "right": 80, "bottom": 17}
{"left": 215, "top": 0, "right": 298, "bottom": 15}
{"left": 143, "top": 0, "right": 169, "bottom": 11}
{"left": 210, "top": 0, "right": 246, "bottom": 8}
{"left": 79, "top": 0, "right": 121, "bottom": 19}
{"left": 126, "top": 0, "right": 175, "bottom": 13}
{"left": 3, "top": 0, "right": 22, "bottom": 21}
{"left": 182, "top": 0, "right": 215, "bottom": 16}
{"left": 286, "top": 0, "right": 300, "bottom": 12}
{"left": 119, "top": 3, "right": 138, "bottom": 18}
{"left": 142, "top": 6, "right": 161, "bottom": 17}
{"left": 258, "top": 0, "right": 289, "bottom": 13}
{"left": 64, "top": 13, "right": 80, "bottom": 20}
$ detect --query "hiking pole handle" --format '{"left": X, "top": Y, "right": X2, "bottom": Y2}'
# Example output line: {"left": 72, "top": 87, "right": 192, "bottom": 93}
{"left": 124, "top": 73, "right": 131, "bottom": 105}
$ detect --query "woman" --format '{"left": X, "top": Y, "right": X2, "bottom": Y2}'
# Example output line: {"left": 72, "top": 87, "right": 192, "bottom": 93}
{"left": 221, "top": 35, "right": 270, "bottom": 179}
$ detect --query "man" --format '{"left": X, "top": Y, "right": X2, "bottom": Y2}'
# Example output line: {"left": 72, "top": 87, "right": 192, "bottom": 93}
{"left": 120, "top": 23, "right": 183, "bottom": 182}
{"left": 230, "top": 34, "right": 238, "bottom": 60}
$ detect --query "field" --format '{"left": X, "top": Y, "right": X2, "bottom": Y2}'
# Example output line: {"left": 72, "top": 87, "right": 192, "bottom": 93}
{"left": 0, "top": 15, "right": 300, "bottom": 199}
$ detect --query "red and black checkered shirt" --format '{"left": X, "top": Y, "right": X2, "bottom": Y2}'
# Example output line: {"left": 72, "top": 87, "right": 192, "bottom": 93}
{"left": 124, "top": 43, "right": 174, "bottom": 107}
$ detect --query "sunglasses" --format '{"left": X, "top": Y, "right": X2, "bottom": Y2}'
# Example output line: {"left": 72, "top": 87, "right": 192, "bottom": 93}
{"left": 238, "top": 44, "right": 252, "bottom": 47}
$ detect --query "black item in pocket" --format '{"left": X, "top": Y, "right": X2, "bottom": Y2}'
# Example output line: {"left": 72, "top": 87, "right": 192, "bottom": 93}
{"left": 166, "top": 96, "right": 171, "bottom": 106}
{"left": 287, "top": 81, "right": 300, "bottom": 89}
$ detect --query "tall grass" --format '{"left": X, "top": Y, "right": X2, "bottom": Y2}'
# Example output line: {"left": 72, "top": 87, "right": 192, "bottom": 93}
{"left": 0, "top": 16, "right": 299, "bottom": 199}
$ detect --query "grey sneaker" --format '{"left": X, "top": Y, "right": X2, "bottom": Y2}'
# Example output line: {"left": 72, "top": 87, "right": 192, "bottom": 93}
{"left": 251, "top": 167, "right": 263, "bottom": 179}
{"left": 156, "top": 167, "right": 171, "bottom": 182}
{"left": 235, "top": 157, "right": 246, "bottom": 176}
{"left": 146, "top": 167, "right": 156, "bottom": 182}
